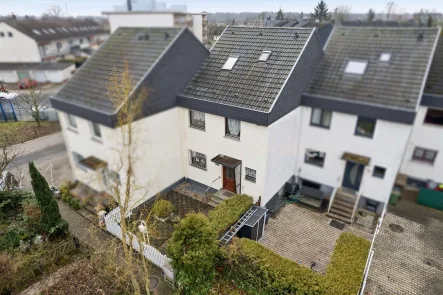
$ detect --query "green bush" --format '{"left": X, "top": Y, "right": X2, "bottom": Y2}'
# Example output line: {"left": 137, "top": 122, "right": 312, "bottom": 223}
{"left": 325, "top": 232, "right": 371, "bottom": 295}
{"left": 209, "top": 194, "right": 253, "bottom": 235}
{"left": 167, "top": 213, "right": 220, "bottom": 295}
{"left": 0, "top": 229, "right": 20, "bottom": 250}
{"left": 226, "top": 238, "right": 325, "bottom": 295}
{"left": 0, "top": 190, "right": 33, "bottom": 219}
{"left": 152, "top": 199, "right": 174, "bottom": 219}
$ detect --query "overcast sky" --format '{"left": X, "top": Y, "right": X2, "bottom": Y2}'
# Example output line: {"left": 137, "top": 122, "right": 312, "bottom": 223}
{"left": 5, "top": 0, "right": 443, "bottom": 17}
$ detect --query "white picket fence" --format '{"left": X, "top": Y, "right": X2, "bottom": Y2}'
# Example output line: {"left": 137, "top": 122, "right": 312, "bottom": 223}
{"left": 104, "top": 207, "right": 174, "bottom": 282}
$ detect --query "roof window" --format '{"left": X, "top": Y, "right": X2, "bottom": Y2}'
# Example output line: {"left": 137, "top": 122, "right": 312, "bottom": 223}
{"left": 48, "top": 28, "right": 56, "bottom": 34}
{"left": 344, "top": 60, "right": 368, "bottom": 75}
{"left": 62, "top": 27, "right": 69, "bottom": 32}
{"left": 32, "top": 29, "right": 41, "bottom": 35}
{"left": 379, "top": 53, "right": 391, "bottom": 62}
{"left": 42, "top": 29, "right": 50, "bottom": 34}
{"left": 222, "top": 56, "right": 239, "bottom": 70}
{"left": 258, "top": 51, "right": 271, "bottom": 62}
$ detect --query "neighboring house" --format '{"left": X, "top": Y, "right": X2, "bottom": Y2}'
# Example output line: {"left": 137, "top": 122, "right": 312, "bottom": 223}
{"left": 50, "top": 25, "right": 441, "bottom": 225}
{"left": 399, "top": 33, "right": 443, "bottom": 194}
{"left": 0, "top": 62, "right": 75, "bottom": 84}
{"left": 102, "top": 10, "right": 208, "bottom": 44}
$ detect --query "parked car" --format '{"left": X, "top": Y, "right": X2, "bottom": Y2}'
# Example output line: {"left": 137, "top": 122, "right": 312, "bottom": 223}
{"left": 18, "top": 78, "right": 38, "bottom": 89}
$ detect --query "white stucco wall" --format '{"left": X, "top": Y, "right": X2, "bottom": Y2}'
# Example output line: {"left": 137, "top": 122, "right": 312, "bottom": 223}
{"left": 180, "top": 108, "right": 269, "bottom": 203}
{"left": 0, "top": 23, "right": 41, "bottom": 62}
{"left": 0, "top": 71, "right": 18, "bottom": 83}
{"left": 400, "top": 106, "right": 443, "bottom": 183}
{"left": 58, "top": 108, "right": 184, "bottom": 208}
{"left": 191, "top": 15, "right": 203, "bottom": 41}
{"left": 296, "top": 106, "right": 411, "bottom": 204}
{"left": 108, "top": 14, "right": 174, "bottom": 33}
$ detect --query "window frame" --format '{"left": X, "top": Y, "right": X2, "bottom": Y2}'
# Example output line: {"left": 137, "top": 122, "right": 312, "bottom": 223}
{"left": 7, "top": 32, "right": 12, "bottom": 37}
{"left": 66, "top": 113, "right": 77, "bottom": 129}
{"left": 221, "top": 56, "right": 239, "bottom": 70}
{"left": 304, "top": 149, "right": 326, "bottom": 167}
{"left": 310, "top": 108, "right": 332, "bottom": 129}
{"left": 189, "top": 150, "right": 207, "bottom": 170}
{"left": 258, "top": 51, "right": 272, "bottom": 62}
{"left": 379, "top": 53, "right": 391, "bottom": 62}
{"left": 372, "top": 166, "right": 386, "bottom": 179}
{"left": 412, "top": 147, "right": 438, "bottom": 164}
{"left": 423, "top": 108, "right": 443, "bottom": 126}
{"left": 90, "top": 121, "right": 102, "bottom": 140}
{"left": 245, "top": 167, "right": 256, "bottom": 183}
{"left": 355, "top": 116, "right": 376, "bottom": 139}
{"left": 189, "top": 110, "right": 205, "bottom": 130}
{"left": 225, "top": 117, "right": 241, "bottom": 139}
{"left": 0, "top": 32, "right": 4, "bottom": 37}
{"left": 72, "top": 152, "right": 86, "bottom": 171}
{"left": 344, "top": 60, "right": 368, "bottom": 75}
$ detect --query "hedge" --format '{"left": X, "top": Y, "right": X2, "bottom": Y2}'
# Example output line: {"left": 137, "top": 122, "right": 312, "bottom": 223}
{"left": 225, "top": 238, "right": 325, "bottom": 295}
{"left": 325, "top": 232, "right": 371, "bottom": 295}
{"left": 208, "top": 194, "right": 253, "bottom": 235}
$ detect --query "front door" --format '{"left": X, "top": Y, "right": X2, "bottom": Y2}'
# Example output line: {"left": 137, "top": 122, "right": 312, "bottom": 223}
{"left": 223, "top": 166, "right": 236, "bottom": 193}
{"left": 342, "top": 161, "right": 364, "bottom": 191}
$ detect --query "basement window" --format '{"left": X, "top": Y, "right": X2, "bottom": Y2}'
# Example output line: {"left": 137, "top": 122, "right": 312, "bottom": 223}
{"left": 222, "top": 56, "right": 239, "bottom": 70}
{"left": 345, "top": 60, "right": 368, "bottom": 75}
{"left": 379, "top": 53, "right": 391, "bottom": 62}
{"left": 258, "top": 51, "right": 271, "bottom": 62}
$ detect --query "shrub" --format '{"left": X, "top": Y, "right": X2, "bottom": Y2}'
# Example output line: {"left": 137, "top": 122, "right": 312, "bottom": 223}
{"left": 0, "top": 229, "right": 20, "bottom": 250}
{"left": 325, "top": 232, "right": 371, "bottom": 295}
{"left": 152, "top": 199, "right": 174, "bottom": 219}
{"left": 167, "top": 213, "right": 220, "bottom": 295}
{"left": 225, "top": 238, "right": 325, "bottom": 295}
{"left": 209, "top": 194, "right": 253, "bottom": 235}
{"left": 0, "top": 190, "right": 33, "bottom": 218}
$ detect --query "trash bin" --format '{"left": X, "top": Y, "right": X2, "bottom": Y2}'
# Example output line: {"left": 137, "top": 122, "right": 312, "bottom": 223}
{"left": 389, "top": 189, "right": 401, "bottom": 205}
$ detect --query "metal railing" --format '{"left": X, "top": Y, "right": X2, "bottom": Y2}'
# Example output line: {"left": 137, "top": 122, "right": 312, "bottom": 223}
{"left": 206, "top": 176, "right": 220, "bottom": 193}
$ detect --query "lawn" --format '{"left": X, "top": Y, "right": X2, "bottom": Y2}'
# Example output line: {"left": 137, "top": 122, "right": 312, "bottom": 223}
{"left": 0, "top": 121, "right": 60, "bottom": 146}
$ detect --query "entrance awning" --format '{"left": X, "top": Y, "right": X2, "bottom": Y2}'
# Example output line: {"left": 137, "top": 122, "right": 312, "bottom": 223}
{"left": 341, "top": 152, "right": 370, "bottom": 166}
{"left": 79, "top": 156, "right": 108, "bottom": 171}
{"left": 211, "top": 154, "right": 241, "bottom": 168}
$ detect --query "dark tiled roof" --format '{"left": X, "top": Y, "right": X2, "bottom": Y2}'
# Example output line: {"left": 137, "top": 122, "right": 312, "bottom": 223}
{"left": 425, "top": 34, "right": 443, "bottom": 96}
{"left": 3, "top": 19, "right": 107, "bottom": 43}
{"left": 53, "top": 27, "right": 183, "bottom": 114}
{"left": 0, "top": 62, "right": 73, "bottom": 70}
{"left": 307, "top": 26, "right": 440, "bottom": 110}
{"left": 181, "top": 26, "right": 314, "bottom": 112}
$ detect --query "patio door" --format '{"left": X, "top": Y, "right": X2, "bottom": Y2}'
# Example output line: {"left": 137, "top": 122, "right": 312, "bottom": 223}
{"left": 223, "top": 166, "right": 236, "bottom": 193}
{"left": 342, "top": 161, "right": 364, "bottom": 191}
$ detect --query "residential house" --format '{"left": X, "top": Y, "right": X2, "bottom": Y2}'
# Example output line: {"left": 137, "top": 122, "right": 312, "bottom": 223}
{"left": 102, "top": 10, "right": 208, "bottom": 44}
{"left": 0, "top": 18, "right": 109, "bottom": 83}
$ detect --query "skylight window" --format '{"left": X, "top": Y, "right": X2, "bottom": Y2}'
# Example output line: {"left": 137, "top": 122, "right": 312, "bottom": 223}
{"left": 32, "top": 29, "right": 41, "bottom": 35}
{"left": 42, "top": 29, "right": 50, "bottom": 34}
{"left": 379, "top": 53, "right": 391, "bottom": 62}
{"left": 222, "top": 56, "right": 239, "bottom": 70}
{"left": 62, "top": 27, "right": 69, "bottom": 32}
{"left": 345, "top": 60, "right": 368, "bottom": 75}
{"left": 48, "top": 28, "right": 56, "bottom": 34}
{"left": 258, "top": 51, "right": 272, "bottom": 62}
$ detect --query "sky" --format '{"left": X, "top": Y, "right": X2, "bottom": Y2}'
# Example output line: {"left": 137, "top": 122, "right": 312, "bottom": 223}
{"left": 3, "top": 0, "right": 443, "bottom": 17}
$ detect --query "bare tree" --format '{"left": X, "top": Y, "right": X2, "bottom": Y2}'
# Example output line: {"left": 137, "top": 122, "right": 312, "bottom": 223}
{"left": 15, "top": 86, "right": 45, "bottom": 127}
{"left": 0, "top": 145, "right": 17, "bottom": 176}
{"left": 333, "top": 5, "right": 352, "bottom": 22}
{"left": 386, "top": 1, "right": 396, "bottom": 20}
{"left": 42, "top": 5, "right": 63, "bottom": 19}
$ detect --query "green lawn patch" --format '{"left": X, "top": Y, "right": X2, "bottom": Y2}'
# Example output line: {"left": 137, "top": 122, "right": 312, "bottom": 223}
{"left": 0, "top": 121, "right": 60, "bottom": 146}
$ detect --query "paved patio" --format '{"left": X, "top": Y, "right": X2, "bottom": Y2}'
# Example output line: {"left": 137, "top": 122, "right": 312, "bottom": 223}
{"left": 260, "top": 203, "right": 372, "bottom": 274}
{"left": 365, "top": 201, "right": 443, "bottom": 295}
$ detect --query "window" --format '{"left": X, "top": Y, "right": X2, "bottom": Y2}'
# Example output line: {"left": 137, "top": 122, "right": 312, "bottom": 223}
{"left": 189, "top": 110, "right": 205, "bottom": 129}
{"left": 7, "top": 32, "right": 12, "bottom": 37}
{"left": 424, "top": 108, "right": 443, "bottom": 126}
{"left": 79, "top": 38, "right": 83, "bottom": 44}
{"left": 32, "top": 29, "right": 41, "bottom": 35}
{"left": 62, "top": 27, "right": 69, "bottom": 32}
{"left": 225, "top": 118, "right": 241, "bottom": 139}
{"left": 101, "top": 168, "right": 109, "bottom": 188}
{"left": 42, "top": 29, "right": 50, "bottom": 34}
{"left": 189, "top": 150, "right": 207, "bottom": 170}
{"left": 412, "top": 147, "right": 438, "bottom": 164}
{"left": 379, "top": 53, "right": 391, "bottom": 62}
{"left": 245, "top": 168, "right": 256, "bottom": 182}
{"left": 56, "top": 42, "right": 62, "bottom": 52}
{"left": 258, "top": 51, "right": 271, "bottom": 62}
{"left": 91, "top": 122, "right": 102, "bottom": 138}
{"left": 222, "top": 56, "right": 239, "bottom": 70}
{"left": 304, "top": 149, "right": 326, "bottom": 167}
{"left": 345, "top": 60, "right": 368, "bottom": 75}
{"left": 48, "top": 29, "right": 56, "bottom": 34}
{"left": 355, "top": 117, "right": 376, "bottom": 138}
{"left": 310, "top": 108, "right": 332, "bottom": 128}
{"left": 0, "top": 32, "right": 4, "bottom": 37}
{"left": 109, "top": 170, "right": 121, "bottom": 185}
{"left": 72, "top": 152, "right": 86, "bottom": 170}
{"left": 66, "top": 114, "right": 77, "bottom": 129}
{"left": 373, "top": 166, "right": 386, "bottom": 179}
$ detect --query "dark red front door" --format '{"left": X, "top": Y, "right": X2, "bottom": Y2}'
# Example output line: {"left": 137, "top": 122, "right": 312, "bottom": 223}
{"left": 223, "top": 166, "right": 236, "bottom": 193}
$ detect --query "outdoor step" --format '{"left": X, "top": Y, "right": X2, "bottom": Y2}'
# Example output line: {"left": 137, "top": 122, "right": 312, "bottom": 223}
{"left": 77, "top": 208, "right": 98, "bottom": 223}
{"left": 334, "top": 193, "right": 357, "bottom": 204}
{"left": 327, "top": 212, "right": 353, "bottom": 224}
{"left": 329, "top": 207, "right": 353, "bottom": 219}
{"left": 208, "top": 200, "right": 219, "bottom": 207}
{"left": 330, "top": 203, "right": 354, "bottom": 214}
{"left": 211, "top": 195, "right": 226, "bottom": 203}
{"left": 332, "top": 198, "right": 356, "bottom": 209}
{"left": 84, "top": 203, "right": 97, "bottom": 214}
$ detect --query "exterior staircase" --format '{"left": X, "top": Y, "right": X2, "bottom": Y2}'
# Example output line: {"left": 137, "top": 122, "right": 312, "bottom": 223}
{"left": 208, "top": 189, "right": 235, "bottom": 207}
{"left": 327, "top": 188, "right": 358, "bottom": 224}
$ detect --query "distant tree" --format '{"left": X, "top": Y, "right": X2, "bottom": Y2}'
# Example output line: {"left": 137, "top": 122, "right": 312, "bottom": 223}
{"left": 368, "top": 9, "right": 376, "bottom": 22}
{"left": 310, "top": 1, "right": 330, "bottom": 22}
{"left": 333, "top": 5, "right": 351, "bottom": 22}
{"left": 15, "top": 86, "right": 45, "bottom": 127}
{"left": 232, "top": 17, "right": 236, "bottom": 25}
{"left": 385, "top": 1, "right": 396, "bottom": 20}
{"left": 42, "top": 5, "right": 63, "bottom": 19}
{"left": 276, "top": 8, "right": 285, "bottom": 20}
{"left": 127, "top": 0, "right": 132, "bottom": 11}
{"left": 300, "top": 11, "right": 304, "bottom": 19}
{"left": 427, "top": 14, "right": 433, "bottom": 27}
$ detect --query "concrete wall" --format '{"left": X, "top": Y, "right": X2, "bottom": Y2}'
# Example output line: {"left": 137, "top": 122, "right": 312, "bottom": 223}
{"left": 108, "top": 14, "right": 175, "bottom": 33}
{"left": 296, "top": 106, "right": 411, "bottom": 204}
{"left": 191, "top": 14, "right": 202, "bottom": 41}
{"left": 400, "top": 106, "right": 443, "bottom": 183}
{"left": 0, "top": 23, "right": 41, "bottom": 62}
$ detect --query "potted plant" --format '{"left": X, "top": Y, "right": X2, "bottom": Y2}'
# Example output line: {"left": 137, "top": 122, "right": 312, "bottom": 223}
{"left": 152, "top": 200, "right": 174, "bottom": 222}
